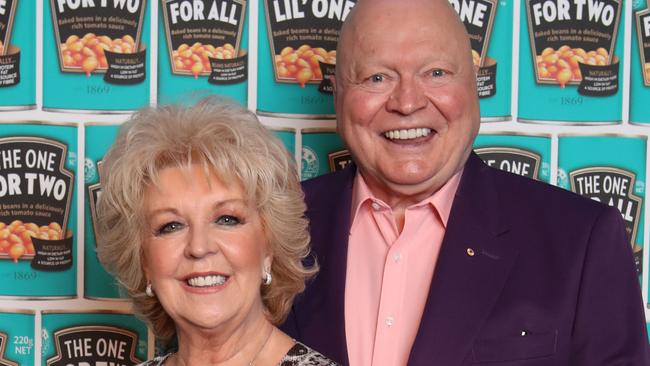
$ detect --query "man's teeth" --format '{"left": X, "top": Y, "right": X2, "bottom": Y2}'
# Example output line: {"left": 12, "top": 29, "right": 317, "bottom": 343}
{"left": 187, "top": 275, "right": 228, "bottom": 287}
{"left": 384, "top": 128, "right": 432, "bottom": 140}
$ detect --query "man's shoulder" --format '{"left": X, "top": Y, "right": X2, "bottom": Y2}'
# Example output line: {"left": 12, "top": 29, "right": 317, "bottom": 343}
{"left": 301, "top": 168, "right": 355, "bottom": 205}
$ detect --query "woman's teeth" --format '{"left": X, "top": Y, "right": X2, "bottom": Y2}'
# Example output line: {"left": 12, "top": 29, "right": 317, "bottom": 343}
{"left": 187, "top": 275, "right": 228, "bottom": 287}
{"left": 384, "top": 128, "right": 432, "bottom": 140}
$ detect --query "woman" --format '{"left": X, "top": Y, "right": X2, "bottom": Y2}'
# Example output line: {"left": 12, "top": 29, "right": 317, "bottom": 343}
{"left": 96, "top": 98, "right": 338, "bottom": 366}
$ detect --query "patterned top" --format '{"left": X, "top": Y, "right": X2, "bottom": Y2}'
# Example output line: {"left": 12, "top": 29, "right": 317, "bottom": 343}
{"left": 136, "top": 342, "right": 339, "bottom": 366}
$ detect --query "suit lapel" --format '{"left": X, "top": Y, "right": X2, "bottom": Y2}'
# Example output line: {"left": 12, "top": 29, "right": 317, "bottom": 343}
{"left": 296, "top": 167, "right": 355, "bottom": 365}
{"left": 408, "top": 153, "right": 519, "bottom": 365}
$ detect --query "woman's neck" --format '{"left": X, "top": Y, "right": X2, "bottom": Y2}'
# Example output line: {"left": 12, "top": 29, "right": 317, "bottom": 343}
{"left": 170, "top": 310, "right": 274, "bottom": 366}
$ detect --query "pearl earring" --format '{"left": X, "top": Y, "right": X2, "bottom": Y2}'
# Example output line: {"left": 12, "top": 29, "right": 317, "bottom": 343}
{"left": 145, "top": 283, "right": 154, "bottom": 297}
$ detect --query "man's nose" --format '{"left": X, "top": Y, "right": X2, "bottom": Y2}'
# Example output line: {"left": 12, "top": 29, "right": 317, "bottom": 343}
{"left": 185, "top": 226, "right": 217, "bottom": 259}
{"left": 386, "top": 76, "right": 427, "bottom": 115}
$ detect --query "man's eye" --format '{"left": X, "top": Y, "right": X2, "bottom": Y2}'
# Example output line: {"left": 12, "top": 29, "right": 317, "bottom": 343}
{"left": 156, "top": 222, "right": 183, "bottom": 235}
{"left": 369, "top": 74, "right": 384, "bottom": 83}
{"left": 431, "top": 69, "right": 445, "bottom": 77}
{"left": 216, "top": 215, "right": 241, "bottom": 226}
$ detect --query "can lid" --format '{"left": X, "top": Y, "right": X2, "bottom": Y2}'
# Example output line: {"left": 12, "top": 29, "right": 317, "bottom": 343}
{"left": 301, "top": 127, "right": 337, "bottom": 134}
{"left": 0, "top": 120, "right": 79, "bottom": 127}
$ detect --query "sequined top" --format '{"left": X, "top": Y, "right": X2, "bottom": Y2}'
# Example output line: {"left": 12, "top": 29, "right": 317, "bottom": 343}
{"left": 136, "top": 342, "right": 339, "bottom": 366}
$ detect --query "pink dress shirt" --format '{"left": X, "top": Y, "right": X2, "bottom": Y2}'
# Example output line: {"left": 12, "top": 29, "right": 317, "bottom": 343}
{"left": 344, "top": 171, "right": 462, "bottom": 366}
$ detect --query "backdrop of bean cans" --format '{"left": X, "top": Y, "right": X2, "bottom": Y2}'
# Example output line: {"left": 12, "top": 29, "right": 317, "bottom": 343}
{"left": 0, "top": 1, "right": 649, "bottom": 364}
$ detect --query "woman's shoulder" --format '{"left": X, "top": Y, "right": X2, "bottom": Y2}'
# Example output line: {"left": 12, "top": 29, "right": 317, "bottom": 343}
{"left": 279, "top": 342, "right": 340, "bottom": 366}
{"left": 134, "top": 353, "right": 174, "bottom": 366}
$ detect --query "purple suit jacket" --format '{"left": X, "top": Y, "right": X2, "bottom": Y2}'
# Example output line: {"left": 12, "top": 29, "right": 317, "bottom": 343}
{"left": 281, "top": 153, "right": 649, "bottom": 365}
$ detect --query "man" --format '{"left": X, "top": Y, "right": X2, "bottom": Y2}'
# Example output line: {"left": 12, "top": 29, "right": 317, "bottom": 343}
{"left": 281, "top": 0, "right": 649, "bottom": 365}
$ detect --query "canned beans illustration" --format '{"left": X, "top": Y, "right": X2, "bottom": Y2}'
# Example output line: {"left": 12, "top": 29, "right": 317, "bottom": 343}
{"left": 0, "top": 221, "right": 63, "bottom": 262}
{"left": 471, "top": 49, "right": 480, "bottom": 67}
{"left": 0, "top": 122, "right": 77, "bottom": 298}
{"left": 258, "top": 0, "right": 354, "bottom": 117}
{"left": 172, "top": 42, "right": 236, "bottom": 77}
{"left": 450, "top": 0, "right": 512, "bottom": 121}
{"left": 59, "top": 33, "right": 137, "bottom": 76}
{"left": 558, "top": 134, "right": 646, "bottom": 279}
{"left": 301, "top": 128, "right": 350, "bottom": 180}
{"left": 159, "top": 0, "right": 248, "bottom": 105}
{"left": 44, "top": 0, "right": 149, "bottom": 111}
{"left": 519, "top": 0, "right": 624, "bottom": 123}
{"left": 0, "top": 0, "right": 36, "bottom": 110}
{"left": 535, "top": 46, "right": 610, "bottom": 87}
{"left": 0, "top": 311, "right": 35, "bottom": 365}
{"left": 275, "top": 45, "right": 336, "bottom": 87}
{"left": 631, "top": 1, "right": 650, "bottom": 124}
{"left": 41, "top": 311, "right": 148, "bottom": 366}
{"left": 473, "top": 133, "right": 551, "bottom": 182}
{"left": 85, "top": 124, "right": 125, "bottom": 299}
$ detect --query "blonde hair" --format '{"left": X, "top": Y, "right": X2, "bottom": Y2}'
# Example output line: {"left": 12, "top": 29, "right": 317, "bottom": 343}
{"left": 96, "top": 98, "right": 316, "bottom": 339}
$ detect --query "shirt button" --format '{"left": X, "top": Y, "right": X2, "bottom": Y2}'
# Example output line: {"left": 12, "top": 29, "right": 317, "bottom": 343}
{"left": 393, "top": 252, "right": 401, "bottom": 263}
{"left": 385, "top": 316, "right": 394, "bottom": 327}
{"left": 371, "top": 202, "right": 381, "bottom": 210}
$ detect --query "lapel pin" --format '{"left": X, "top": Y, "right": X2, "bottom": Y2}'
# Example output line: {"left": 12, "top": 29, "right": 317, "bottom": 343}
{"left": 466, "top": 248, "right": 475, "bottom": 257}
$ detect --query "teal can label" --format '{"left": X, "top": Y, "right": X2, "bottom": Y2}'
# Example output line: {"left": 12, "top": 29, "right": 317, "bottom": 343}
{"left": 42, "top": 311, "right": 148, "bottom": 366}
{"left": 558, "top": 135, "right": 645, "bottom": 279}
{"left": 518, "top": 0, "right": 624, "bottom": 123}
{"left": 474, "top": 133, "right": 551, "bottom": 182}
{"left": 270, "top": 127, "right": 295, "bottom": 157}
{"left": 43, "top": 0, "right": 150, "bottom": 111}
{"left": 257, "top": 0, "right": 356, "bottom": 117}
{"left": 0, "top": 311, "right": 34, "bottom": 366}
{"left": 0, "top": 122, "right": 77, "bottom": 298}
{"left": 0, "top": 0, "right": 35, "bottom": 110}
{"left": 301, "top": 128, "right": 350, "bottom": 180}
{"left": 85, "top": 124, "right": 125, "bottom": 300}
{"left": 158, "top": 0, "right": 249, "bottom": 105}
{"left": 449, "top": 0, "right": 512, "bottom": 120}
{"left": 631, "top": 0, "right": 650, "bottom": 124}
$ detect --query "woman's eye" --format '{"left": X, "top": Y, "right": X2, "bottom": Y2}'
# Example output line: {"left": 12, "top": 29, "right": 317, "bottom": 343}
{"left": 216, "top": 215, "right": 241, "bottom": 226}
{"left": 157, "top": 221, "right": 183, "bottom": 235}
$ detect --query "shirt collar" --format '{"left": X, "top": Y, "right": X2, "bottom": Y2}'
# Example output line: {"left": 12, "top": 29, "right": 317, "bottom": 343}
{"left": 351, "top": 169, "right": 463, "bottom": 228}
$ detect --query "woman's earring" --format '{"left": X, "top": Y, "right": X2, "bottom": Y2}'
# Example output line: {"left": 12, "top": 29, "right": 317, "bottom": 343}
{"left": 263, "top": 271, "right": 272, "bottom": 286}
{"left": 145, "top": 283, "right": 155, "bottom": 297}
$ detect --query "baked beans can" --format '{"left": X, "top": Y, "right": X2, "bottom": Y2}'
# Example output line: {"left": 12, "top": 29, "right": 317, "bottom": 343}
{"left": 0, "top": 310, "right": 35, "bottom": 366}
{"left": 85, "top": 123, "right": 125, "bottom": 300}
{"left": 631, "top": 0, "right": 650, "bottom": 124}
{"left": 473, "top": 132, "right": 551, "bottom": 182}
{"left": 257, "top": 0, "right": 356, "bottom": 118}
{"left": 43, "top": 0, "right": 150, "bottom": 112}
{"left": 158, "top": 0, "right": 248, "bottom": 105}
{"left": 300, "top": 128, "right": 350, "bottom": 180}
{"left": 449, "top": 0, "right": 512, "bottom": 121}
{"left": 0, "top": 122, "right": 77, "bottom": 298}
{"left": 0, "top": 0, "right": 36, "bottom": 110}
{"left": 41, "top": 311, "right": 148, "bottom": 366}
{"left": 557, "top": 134, "right": 645, "bottom": 280}
{"left": 518, "top": 0, "right": 624, "bottom": 123}
{"left": 270, "top": 127, "right": 295, "bottom": 157}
